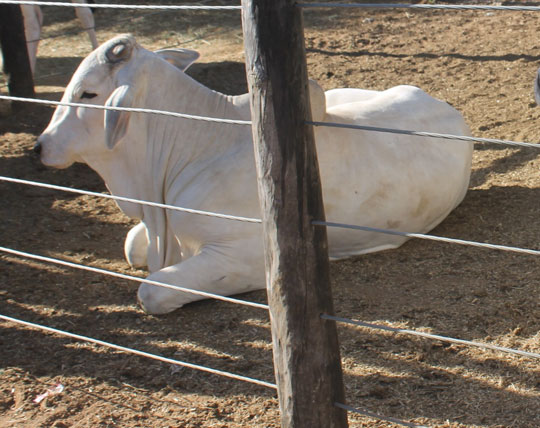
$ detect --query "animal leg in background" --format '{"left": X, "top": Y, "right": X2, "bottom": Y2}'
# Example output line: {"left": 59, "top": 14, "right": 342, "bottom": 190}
{"left": 20, "top": 1, "right": 98, "bottom": 75}
{"left": 20, "top": 5, "right": 42, "bottom": 74}
{"left": 72, "top": 0, "right": 99, "bottom": 50}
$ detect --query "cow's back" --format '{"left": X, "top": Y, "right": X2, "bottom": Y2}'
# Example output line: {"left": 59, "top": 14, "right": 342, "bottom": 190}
{"left": 315, "top": 85, "right": 473, "bottom": 258}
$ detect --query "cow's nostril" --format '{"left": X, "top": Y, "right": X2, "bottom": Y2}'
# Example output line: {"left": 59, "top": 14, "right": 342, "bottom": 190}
{"left": 33, "top": 142, "right": 42, "bottom": 154}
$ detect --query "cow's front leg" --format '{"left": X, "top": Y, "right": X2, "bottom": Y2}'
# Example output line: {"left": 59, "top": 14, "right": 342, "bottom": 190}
{"left": 137, "top": 247, "right": 264, "bottom": 315}
{"left": 124, "top": 222, "right": 149, "bottom": 268}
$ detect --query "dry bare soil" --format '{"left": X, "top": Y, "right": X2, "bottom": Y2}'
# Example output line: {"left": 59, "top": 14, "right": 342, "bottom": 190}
{"left": 1, "top": 1, "right": 539, "bottom": 427}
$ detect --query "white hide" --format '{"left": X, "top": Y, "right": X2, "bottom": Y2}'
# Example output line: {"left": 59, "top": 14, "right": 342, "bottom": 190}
{"left": 124, "top": 222, "right": 149, "bottom": 269}
{"left": 21, "top": 1, "right": 98, "bottom": 75}
{"left": 37, "top": 35, "right": 473, "bottom": 314}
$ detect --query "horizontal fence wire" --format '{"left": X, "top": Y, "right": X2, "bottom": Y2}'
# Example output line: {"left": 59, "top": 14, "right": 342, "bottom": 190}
{"left": 335, "top": 402, "right": 429, "bottom": 428}
{"left": 2, "top": 95, "right": 539, "bottom": 150}
{"left": 0, "top": 176, "right": 261, "bottom": 224}
{"left": 0, "top": 246, "right": 269, "bottom": 310}
{"left": 299, "top": 3, "right": 540, "bottom": 12}
{"left": 322, "top": 314, "right": 540, "bottom": 360}
{"left": 313, "top": 220, "right": 540, "bottom": 257}
{"left": 4, "top": 1, "right": 540, "bottom": 12}
{"left": 0, "top": 314, "right": 276, "bottom": 389}
{"left": 308, "top": 121, "right": 540, "bottom": 150}
{"left": 0, "top": 0, "right": 242, "bottom": 10}
{"left": 0, "top": 95, "right": 252, "bottom": 126}
{"left": 3, "top": 176, "right": 540, "bottom": 257}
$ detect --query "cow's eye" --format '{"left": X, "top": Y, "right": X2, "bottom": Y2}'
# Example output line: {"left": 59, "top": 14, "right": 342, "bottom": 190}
{"left": 81, "top": 91, "right": 98, "bottom": 99}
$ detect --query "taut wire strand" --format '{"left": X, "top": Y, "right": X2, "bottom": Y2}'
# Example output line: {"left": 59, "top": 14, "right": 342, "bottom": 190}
{"left": 4, "top": 176, "right": 540, "bottom": 256}
{"left": 322, "top": 314, "right": 540, "bottom": 359}
{"left": 334, "top": 402, "right": 430, "bottom": 428}
{"left": 1, "top": 96, "right": 537, "bottom": 150}
{"left": 0, "top": 176, "right": 261, "bottom": 224}
{"left": 0, "top": 246, "right": 269, "bottom": 311}
{"left": 0, "top": 0, "right": 242, "bottom": 10}
{"left": 3, "top": 1, "right": 540, "bottom": 12}
{"left": 299, "top": 3, "right": 540, "bottom": 12}
{"left": 0, "top": 314, "right": 276, "bottom": 389}
{"left": 313, "top": 221, "right": 540, "bottom": 256}
{"left": 3, "top": 177, "right": 539, "bottom": 256}
{"left": 307, "top": 121, "right": 540, "bottom": 149}
{"left": 0, "top": 95, "right": 252, "bottom": 126}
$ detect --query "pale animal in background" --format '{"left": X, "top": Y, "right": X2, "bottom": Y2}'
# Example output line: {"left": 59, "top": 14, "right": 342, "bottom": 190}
{"left": 35, "top": 35, "right": 473, "bottom": 315}
{"left": 20, "top": 0, "right": 99, "bottom": 75}
{"left": 534, "top": 67, "right": 540, "bottom": 105}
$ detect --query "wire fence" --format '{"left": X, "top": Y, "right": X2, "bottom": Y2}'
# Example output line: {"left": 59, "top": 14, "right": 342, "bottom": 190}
{"left": 322, "top": 315, "right": 540, "bottom": 360}
{"left": 2, "top": 175, "right": 540, "bottom": 259}
{"left": 2, "top": 175, "right": 538, "bottom": 360}
{"left": 4, "top": 0, "right": 540, "bottom": 12}
{"left": 2, "top": 116, "right": 539, "bottom": 426}
{"left": 0, "top": 245, "right": 269, "bottom": 309}
{"left": 334, "top": 402, "right": 429, "bottom": 428}
{"left": 1, "top": 2, "right": 539, "bottom": 428}
{"left": 1, "top": 93, "right": 540, "bottom": 149}
{"left": 0, "top": 0, "right": 243, "bottom": 10}
{"left": 0, "top": 314, "right": 277, "bottom": 389}
{"left": 0, "top": 176, "right": 260, "bottom": 223}
{"left": 2, "top": 173, "right": 538, "bottom": 428}
{"left": 299, "top": 3, "right": 540, "bottom": 12}
{"left": 0, "top": 95, "right": 252, "bottom": 125}
{"left": 308, "top": 120, "right": 540, "bottom": 150}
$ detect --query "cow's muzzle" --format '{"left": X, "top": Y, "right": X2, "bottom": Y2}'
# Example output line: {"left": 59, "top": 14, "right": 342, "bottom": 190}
{"left": 33, "top": 142, "right": 42, "bottom": 155}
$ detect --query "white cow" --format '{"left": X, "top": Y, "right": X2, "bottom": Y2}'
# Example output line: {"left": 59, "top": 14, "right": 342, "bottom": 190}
{"left": 36, "top": 35, "right": 473, "bottom": 314}
{"left": 21, "top": 1, "right": 99, "bottom": 75}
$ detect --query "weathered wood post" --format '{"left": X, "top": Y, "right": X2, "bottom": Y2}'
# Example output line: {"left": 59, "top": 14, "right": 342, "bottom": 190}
{"left": 0, "top": 5, "right": 35, "bottom": 109}
{"left": 241, "top": 1, "right": 348, "bottom": 427}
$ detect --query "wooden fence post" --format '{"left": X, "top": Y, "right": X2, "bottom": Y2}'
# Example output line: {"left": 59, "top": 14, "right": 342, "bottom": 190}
{"left": 0, "top": 5, "right": 35, "bottom": 107}
{"left": 241, "top": 1, "right": 348, "bottom": 427}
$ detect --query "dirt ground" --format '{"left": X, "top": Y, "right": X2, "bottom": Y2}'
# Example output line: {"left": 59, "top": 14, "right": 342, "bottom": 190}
{"left": 1, "top": 1, "right": 539, "bottom": 427}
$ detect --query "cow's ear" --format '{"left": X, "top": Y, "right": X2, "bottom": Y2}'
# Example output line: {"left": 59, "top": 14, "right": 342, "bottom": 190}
{"left": 104, "top": 85, "right": 133, "bottom": 149}
{"left": 105, "top": 39, "right": 133, "bottom": 64}
{"left": 155, "top": 48, "right": 200, "bottom": 71}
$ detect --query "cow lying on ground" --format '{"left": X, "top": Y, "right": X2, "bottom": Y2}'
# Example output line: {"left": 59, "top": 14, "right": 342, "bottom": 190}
{"left": 35, "top": 35, "right": 473, "bottom": 314}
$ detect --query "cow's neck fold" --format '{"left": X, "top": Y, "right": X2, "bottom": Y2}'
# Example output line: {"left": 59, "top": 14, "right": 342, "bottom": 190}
{"left": 139, "top": 70, "right": 249, "bottom": 193}
{"left": 91, "top": 64, "right": 248, "bottom": 272}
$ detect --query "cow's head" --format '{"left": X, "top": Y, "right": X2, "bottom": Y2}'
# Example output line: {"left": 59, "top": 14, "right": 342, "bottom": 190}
{"left": 35, "top": 35, "right": 199, "bottom": 168}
